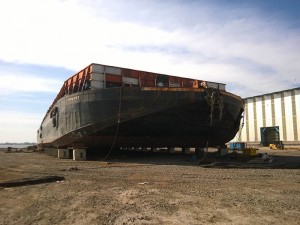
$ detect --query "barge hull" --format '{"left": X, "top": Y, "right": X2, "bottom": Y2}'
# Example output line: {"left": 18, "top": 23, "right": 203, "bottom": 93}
{"left": 38, "top": 86, "right": 243, "bottom": 149}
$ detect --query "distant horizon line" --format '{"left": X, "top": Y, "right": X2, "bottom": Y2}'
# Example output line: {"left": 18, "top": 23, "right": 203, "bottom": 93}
{"left": 0, "top": 142, "right": 37, "bottom": 145}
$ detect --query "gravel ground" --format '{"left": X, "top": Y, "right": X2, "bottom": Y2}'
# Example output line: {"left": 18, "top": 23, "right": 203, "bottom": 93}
{"left": 0, "top": 148, "right": 299, "bottom": 225}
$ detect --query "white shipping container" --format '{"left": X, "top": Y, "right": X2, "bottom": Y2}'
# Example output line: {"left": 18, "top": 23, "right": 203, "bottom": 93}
{"left": 91, "top": 73, "right": 104, "bottom": 81}
{"left": 206, "top": 82, "right": 226, "bottom": 90}
{"left": 104, "top": 66, "right": 122, "bottom": 75}
{"left": 91, "top": 64, "right": 105, "bottom": 73}
{"left": 123, "top": 77, "right": 139, "bottom": 85}
{"left": 91, "top": 81, "right": 104, "bottom": 90}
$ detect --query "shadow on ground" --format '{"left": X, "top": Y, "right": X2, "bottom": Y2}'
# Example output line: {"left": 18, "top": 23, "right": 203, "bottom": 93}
{"left": 86, "top": 149, "right": 300, "bottom": 169}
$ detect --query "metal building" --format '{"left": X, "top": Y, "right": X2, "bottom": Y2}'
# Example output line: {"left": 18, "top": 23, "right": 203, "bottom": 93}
{"left": 235, "top": 87, "right": 300, "bottom": 146}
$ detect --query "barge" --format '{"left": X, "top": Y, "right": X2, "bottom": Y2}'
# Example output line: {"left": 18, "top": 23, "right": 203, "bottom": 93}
{"left": 37, "top": 63, "right": 244, "bottom": 151}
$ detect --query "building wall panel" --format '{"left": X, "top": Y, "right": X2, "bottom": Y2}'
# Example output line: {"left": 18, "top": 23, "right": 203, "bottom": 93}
{"left": 240, "top": 120, "right": 247, "bottom": 141}
{"left": 264, "top": 95, "right": 272, "bottom": 127}
{"left": 240, "top": 104, "right": 248, "bottom": 142}
{"left": 255, "top": 97, "right": 263, "bottom": 141}
{"left": 247, "top": 99, "right": 255, "bottom": 142}
{"left": 284, "top": 92, "right": 294, "bottom": 141}
{"left": 274, "top": 93, "right": 283, "bottom": 140}
{"left": 295, "top": 89, "right": 300, "bottom": 141}
{"left": 280, "top": 92, "right": 287, "bottom": 141}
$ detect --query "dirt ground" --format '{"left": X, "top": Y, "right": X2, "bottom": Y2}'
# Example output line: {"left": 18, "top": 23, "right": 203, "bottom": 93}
{"left": 0, "top": 147, "right": 299, "bottom": 225}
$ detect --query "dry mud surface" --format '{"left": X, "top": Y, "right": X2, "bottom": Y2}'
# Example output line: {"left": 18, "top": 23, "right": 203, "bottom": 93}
{"left": 0, "top": 148, "right": 299, "bottom": 225}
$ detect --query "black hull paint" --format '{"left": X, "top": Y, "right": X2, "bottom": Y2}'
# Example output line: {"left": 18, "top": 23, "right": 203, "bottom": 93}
{"left": 37, "top": 87, "right": 243, "bottom": 149}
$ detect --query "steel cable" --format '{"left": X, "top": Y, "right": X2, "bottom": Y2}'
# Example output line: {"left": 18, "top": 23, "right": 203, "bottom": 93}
{"left": 102, "top": 87, "right": 122, "bottom": 160}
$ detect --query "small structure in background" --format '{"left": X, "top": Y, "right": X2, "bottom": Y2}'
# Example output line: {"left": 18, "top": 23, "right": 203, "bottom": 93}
{"left": 233, "top": 87, "right": 300, "bottom": 146}
{"left": 229, "top": 142, "right": 246, "bottom": 150}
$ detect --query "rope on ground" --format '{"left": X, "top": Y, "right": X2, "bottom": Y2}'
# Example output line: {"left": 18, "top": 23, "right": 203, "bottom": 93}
{"left": 195, "top": 141, "right": 209, "bottom": 164}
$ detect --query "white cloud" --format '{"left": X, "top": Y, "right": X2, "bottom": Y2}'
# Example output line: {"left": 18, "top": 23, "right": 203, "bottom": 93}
{"left": 0, "top": 72, "right": 62, "bottom": 96}
{"left": 0, "top": 0, "right": 299, "bottom": 143}
{"left": 0, "top": 110, "right": 42, "bottom": 143}
{"left": 0, "top": 0, "right": 299, "bottom": 99}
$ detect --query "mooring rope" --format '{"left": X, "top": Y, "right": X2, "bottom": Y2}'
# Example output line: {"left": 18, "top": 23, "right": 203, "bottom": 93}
{"left": 219, "top": 94, "right": 224, "bottom": 120}
{"left": 236, "top": 111, "right": 245, "bottom": 143}
{"left": 102, "top": 87, "right": 122, "bottom": 160}
{"left": 209, "top": 90, "right": 224, "bottom": 125}
{"left": 195, "top": 140, "right": 209, "bottom": 164}
{"left": 210, "top": 91, "right": 216, "bottom": 125}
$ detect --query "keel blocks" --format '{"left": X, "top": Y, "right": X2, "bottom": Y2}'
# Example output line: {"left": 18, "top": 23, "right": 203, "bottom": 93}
{"left": 73, "top": 149, "right": 86, "bottom": 161}
{"left": 182, "top": 147, "right": 191, "bottom": 154}
{"left": 58, "top": 149, "right": 69, "bottom": 159}
{"left": 168, "top": 147, "right": 176, "bottom": 153}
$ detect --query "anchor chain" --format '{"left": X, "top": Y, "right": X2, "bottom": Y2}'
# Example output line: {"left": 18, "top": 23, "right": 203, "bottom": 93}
{"left": 206, "top": 89, "right": 224, "bottom": 125}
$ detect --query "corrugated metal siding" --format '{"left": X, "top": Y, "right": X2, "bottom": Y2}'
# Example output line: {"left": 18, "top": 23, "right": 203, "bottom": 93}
{"left": 253, "top": 98, "right": 258, "bottom": 141}
{"left": 262, "top": 96, "right": 266, "bottom": 127}
{"left": 244, "top": 103, "right": 249, "bottom": 142}
{"left": 247, "top": 99, "right": 255, "bottom": 142}
{"left": 271, "top": 94, "right": 275, "bottom": 126}
{"left": 274, "top": 94, "right": 283, "bottom": 140}
{"left": 233, "top": 88, "right": 300, "bottom": 144}
{"left": 265, "top": 95, "right": 272, "bottom": 127}
{"left": 255, "top": 97, "right": 263, "bottom": 141}
{"left": 284, "top": 92, "right": 294, "bottom": 141}
{"left": 291, "top": 89, "right": 298, "bottom": 140}
{"left": 295, "top": 89, "right": 300, "bottom": 140}
{"left": 280, "top": 92, "right": 287, "bottom": 141}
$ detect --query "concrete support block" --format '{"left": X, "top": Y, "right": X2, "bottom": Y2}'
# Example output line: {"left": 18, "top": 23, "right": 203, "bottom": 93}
{"left": 183, "top": 147, "right": 191, "bottom": 154}
{"left": 195, "top": 148, "right": 205, "bottom": 157}
{"left": 219, "top": 148, "right": 228, "bottom": 156}
{"left": 58, "top": 149, "right": 69, "bottom": 159}
{"left": 45, "top": 148, "right": 57, "bottom": 157}
{"left": 73, "top": 149, "right": 86, "bottom": 161}
{"left": 151, "top": 147, "right": 159, "bottom": 152}
{"left": 168, "top": 147, "right": 176, "bottom": 153}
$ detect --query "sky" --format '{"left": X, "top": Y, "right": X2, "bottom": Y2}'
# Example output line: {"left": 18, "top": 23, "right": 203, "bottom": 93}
{"left": 0, "top": 0, "right": 299, "bottom": 143}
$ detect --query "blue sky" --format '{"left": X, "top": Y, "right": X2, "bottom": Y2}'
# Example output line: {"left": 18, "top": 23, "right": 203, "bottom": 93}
{"left": 0, "top": 0, "right": 299, "bottom": 142}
